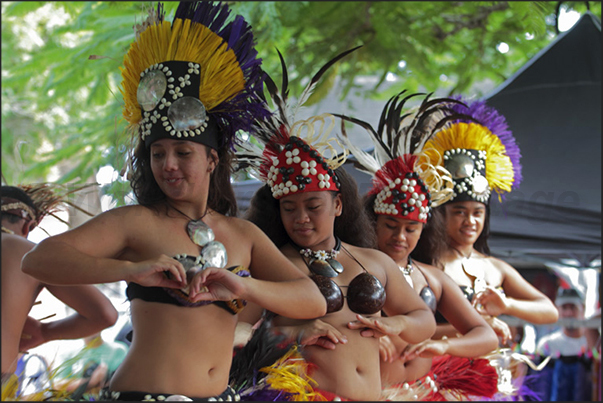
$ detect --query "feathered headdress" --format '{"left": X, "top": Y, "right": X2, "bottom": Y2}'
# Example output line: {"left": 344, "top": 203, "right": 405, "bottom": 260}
{"left": 120, "top": 1, "right": 268, "bottom": 150}
{"left": 419, "top": 96, "right": 521, "bottom": 204}
{"left": 1, "top": 183, "right": 95, "bottom": 234}
{"left": 335, "top": 91, "right": 468, "bottom": 223}
{"left": 236, "top": 47, "right": 360, "bottom": 199}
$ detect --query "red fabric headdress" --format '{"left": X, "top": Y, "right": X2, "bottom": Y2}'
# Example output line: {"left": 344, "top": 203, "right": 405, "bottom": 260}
{"left": 236, "top": 48, "right": 359, "bottom": 199}
{"left": 336, "top": 91, "right": 469, "bottom": 223}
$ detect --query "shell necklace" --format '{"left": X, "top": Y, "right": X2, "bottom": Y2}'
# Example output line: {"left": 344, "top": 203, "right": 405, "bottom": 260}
{"left": 400, "top": 257, "right": 414, "bottom": 289}
{"left": 451, "top": 246, "right": 487, "bottom": 293}
{"left": 167, "top": 203, "right": 227, "bottom": 271}
{"left": 294, "top": 236, "right": 344, "bottom": 278}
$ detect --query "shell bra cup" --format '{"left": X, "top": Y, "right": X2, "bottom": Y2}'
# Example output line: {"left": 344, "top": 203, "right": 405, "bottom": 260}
{"left": 295, "top": 240, "right": 386, "bottom": 315}
{"left": 126, "top": 258, "right": 249, "bottom": 315}
{"left": 419, "top": 284, "right": 437, "bottom": 314}
{"left": 310, "top": 272, "right": 386, "bottom": 315}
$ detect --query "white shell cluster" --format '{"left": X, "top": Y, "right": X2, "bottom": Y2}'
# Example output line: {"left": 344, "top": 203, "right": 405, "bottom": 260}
{"left": 266, "top": 145, "right": 332, "bottom": 198}
{"left": 443, "top": 148, "right": 487, "bottom": 171}
{"left": 445, "top": 148, "right": 491, "bottom": 202}
{"left": 173, "top": 253, "right": 204, "bottom": 266}
{"left": 373, "top": 177, "right": 430, "bottom": 220}
{"left": 139, "top": 62, "right": 206, "bottom": 141}
{"left": 452, "top": 174, "right": 491, "bottom": 202}
{"left": 443, "top": 147, "right": 479, "bottom": 160}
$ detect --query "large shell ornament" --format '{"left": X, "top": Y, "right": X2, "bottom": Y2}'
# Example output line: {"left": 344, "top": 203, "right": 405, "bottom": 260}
{"left": 201, "top": 241, "right": 228, "bottom": 269}
{"left": 187, "top": 219, "right": 215, "bottom": 246}
{"left": 309, "top": 258, "right": 340, "bottom": 278}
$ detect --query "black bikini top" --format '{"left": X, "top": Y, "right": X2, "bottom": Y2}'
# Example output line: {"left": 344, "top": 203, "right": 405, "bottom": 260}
{"left": 126, "top": 256, "right": 249, "bottom": 315}
{"left": 291, "top": 237, "right": 386, "bottom": 315}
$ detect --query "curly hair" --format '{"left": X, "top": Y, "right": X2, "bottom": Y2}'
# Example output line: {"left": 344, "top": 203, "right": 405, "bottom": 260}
{"left": 129, "top": 141, "right": 238, "bottom": 217}
{"left": 245, "top": 167, "right": 376, "bottom": 249}
{"left": 362, "top": 192, "right": 448, "bottom": 268}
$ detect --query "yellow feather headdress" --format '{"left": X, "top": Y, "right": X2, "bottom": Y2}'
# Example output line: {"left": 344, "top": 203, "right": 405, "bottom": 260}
{"left": 418, "top": 95, "right": 520, "bottom": 204}
{"left": 120, "top": 2, "right": 268, "bottom": 150}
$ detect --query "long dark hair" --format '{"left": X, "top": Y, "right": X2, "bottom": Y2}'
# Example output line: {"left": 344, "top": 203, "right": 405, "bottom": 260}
{"left": 362, "top": 192, "right": 448, "bottom": 268}
{"left": 245, "top": 167, "right": 376, "bottom": 248}
{"left": 411, "top": 205, "right": 448, "bottom": 268}
{"left": 130, "top": 140, "right": 238, "bottom": 216}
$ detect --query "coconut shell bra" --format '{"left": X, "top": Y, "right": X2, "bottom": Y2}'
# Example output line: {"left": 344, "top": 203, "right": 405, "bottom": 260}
{"left": 126, "top": 255, "right": 249, "bottom": 315}
{"left": 292, "top": 237, "right": 386, "bottom": 315}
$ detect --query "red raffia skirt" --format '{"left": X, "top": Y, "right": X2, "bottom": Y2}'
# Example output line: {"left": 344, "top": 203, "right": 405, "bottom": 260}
{"left": 382, "top": 355, "right": 499, "bottom": 401}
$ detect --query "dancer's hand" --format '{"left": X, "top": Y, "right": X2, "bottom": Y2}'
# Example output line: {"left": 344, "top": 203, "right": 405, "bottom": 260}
{"left": 348, "top": 314, "right": 402, "bottom": 338}
{"left": 484, "top": 315, "right": 512, "bottom": 346}
{"left": 379, "top": 335, "right": 401, "bottom": 362}
{"left": 127, "top": 255, "right": 187, "bottom": 289}
{"left": 295, "top": 319, "right": 348, "bottom": 349}
{"left": 473, "top": 286, "right": 508, "bottom": 317}
{"left": 401, "top": 339, "right": 450, "bottom": 361}
{"left": 189, "top": 267, "right": 246, "bottom": 302}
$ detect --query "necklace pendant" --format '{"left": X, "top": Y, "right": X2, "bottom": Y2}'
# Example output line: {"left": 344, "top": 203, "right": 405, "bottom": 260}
{"left": 201, "top": 240, "right": 227, "bottom": 269}
{"left": 327, "top": 258, "right": 344, "bottom": 274}
{"left": 400, "top": 264, "right": 414, "bottom": 289}
{"left": 309, "top": 258, "right": 339, "bottom": 277}
{"left": 187, "top": 219, "right": 214, "bottom": 246}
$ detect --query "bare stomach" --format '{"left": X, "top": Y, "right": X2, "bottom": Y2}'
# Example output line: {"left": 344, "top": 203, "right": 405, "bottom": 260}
{"left": 302, "top": 316, "right": 382, "bottom": 401}
{"left": 110, "top": 300, "right": 237, "bottom": 398}
{"left": 380, "top": 355, "right": 433, "bottom": 386}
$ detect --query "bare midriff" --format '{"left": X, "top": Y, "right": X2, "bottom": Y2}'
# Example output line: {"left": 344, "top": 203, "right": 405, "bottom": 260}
{"left": 109, "top": 300, "right": 237, "bottom": 398}
{"left": 302, "top": 310, "right": 383, "bottom": 401}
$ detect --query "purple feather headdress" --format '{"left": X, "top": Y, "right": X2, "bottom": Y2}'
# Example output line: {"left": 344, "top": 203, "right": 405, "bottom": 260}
{"left": 121, "top": 1, "right": 269, "bottom": 151}
{"left": 449, "top": 95, "right": 522, "bottom": 189}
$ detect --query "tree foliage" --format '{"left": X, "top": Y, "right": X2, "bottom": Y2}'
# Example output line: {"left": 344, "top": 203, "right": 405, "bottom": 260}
{"left": 1, "top": 1, "right": 600, "bottom": 206}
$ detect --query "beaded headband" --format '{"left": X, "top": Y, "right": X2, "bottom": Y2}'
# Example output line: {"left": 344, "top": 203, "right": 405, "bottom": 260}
{"left": 120, "top": 1, "right": 268, "bottom": 150}
{"left": 419, "top": 96, "right": 521, "bottom": 204}
{"left": 336, "top": 91, "right": 468, "bottom": 223}
{"left": 1, "top": 183, "right": 94, "bottom": 230}
{"left": 236, "top": 48, "right": 360, "bottom": 198}
{"left": 1, "top": 199, "right": 36, "bottom": 222}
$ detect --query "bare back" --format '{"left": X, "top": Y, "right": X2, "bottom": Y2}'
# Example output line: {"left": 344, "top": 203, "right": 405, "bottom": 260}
{"left": 1, "top": 234, "right": 41, "bottom": 374}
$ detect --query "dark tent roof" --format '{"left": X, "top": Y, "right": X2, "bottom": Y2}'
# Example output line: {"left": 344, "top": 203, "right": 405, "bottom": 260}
{"left": 484, "top": 11, "right": 601, "bottom": 266}
{"left": 234, "top": 12, "right": 601, "bottom": 267}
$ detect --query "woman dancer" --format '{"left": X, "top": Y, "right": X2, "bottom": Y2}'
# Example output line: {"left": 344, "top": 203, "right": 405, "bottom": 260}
{"left": 239, "top": 54, "right": 436, "bottom": 401}
{"left": 22, "top": 2, "right": 326, "bottom": 400}
{"left": 418, "top": 96, "right": 559, "bottom": 399}
{"left": 419, "top": 97, "right": 558, "bottom": 335}
{"left": 338, "top": 92, "right": 499, "bottom": 400}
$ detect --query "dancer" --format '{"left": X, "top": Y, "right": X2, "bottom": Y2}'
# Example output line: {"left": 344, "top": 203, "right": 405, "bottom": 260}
{"left": 418, "top": 96, "right": 559, "bottom": 399}
{"left": 22, "top": 2, "right": 326, "bottom": 400}
{"left": 338, "top": 92, "right": 499, "bottom": 400}
{"left": 239, "top": 52, "right": 436, "bottom": 401}
{"left": 419, "top": 97, "right": 558, "bottom": 335}
{"left": 2, "top": 184, "right": 117, "bottom": 399}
